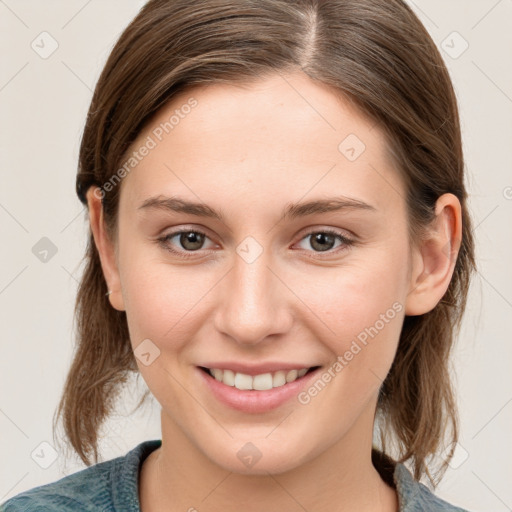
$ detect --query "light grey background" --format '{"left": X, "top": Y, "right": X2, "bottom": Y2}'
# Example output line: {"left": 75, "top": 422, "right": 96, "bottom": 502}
{"left": 0, "top": 1, "right": 511, "bottom": 510}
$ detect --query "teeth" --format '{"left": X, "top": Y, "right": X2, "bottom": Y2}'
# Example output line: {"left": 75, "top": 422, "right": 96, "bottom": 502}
{"left": 234, "top": 372, "right": 253, "bottom": 390}
{"left": 207, "top": 367, "right": 311, "bottom": 390}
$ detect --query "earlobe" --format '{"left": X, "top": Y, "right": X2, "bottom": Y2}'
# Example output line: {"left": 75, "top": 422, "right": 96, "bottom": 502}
{"left": 404, "top": 193, "right": 462, "bottom": 316}
{"left": 85, "top": 187, "right": 125, "bottom": 312}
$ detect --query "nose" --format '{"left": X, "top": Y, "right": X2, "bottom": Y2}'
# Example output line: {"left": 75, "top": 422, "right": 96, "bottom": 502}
{"left": 213, "top": 244, "right": 293, "bottom": 346}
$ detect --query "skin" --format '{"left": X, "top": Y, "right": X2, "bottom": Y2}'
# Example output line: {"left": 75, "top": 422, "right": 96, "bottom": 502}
{"left": 86, "top": 71, "right": 462, "bottom": 512}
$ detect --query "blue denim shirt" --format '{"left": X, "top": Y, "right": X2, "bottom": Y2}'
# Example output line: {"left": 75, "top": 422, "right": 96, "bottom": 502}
{"left": 1, "top": 439, "right": 471, "bottom": 511}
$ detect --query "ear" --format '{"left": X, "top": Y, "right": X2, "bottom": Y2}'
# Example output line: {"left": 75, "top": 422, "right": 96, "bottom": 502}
{"left": 86, "top": 187, "right": 125, "bottom": 312}
{"left": 405, "top": 193, "right": 462, "bottom": 316}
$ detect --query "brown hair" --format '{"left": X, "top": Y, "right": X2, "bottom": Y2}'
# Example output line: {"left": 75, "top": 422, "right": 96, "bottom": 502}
{"left": 53, "top": 0, "right": 476, "bottom": 486}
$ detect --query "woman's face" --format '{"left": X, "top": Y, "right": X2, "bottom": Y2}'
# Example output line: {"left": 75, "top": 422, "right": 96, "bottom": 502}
{"left": 102, "top": 72, "right": 423, "bottom": 473}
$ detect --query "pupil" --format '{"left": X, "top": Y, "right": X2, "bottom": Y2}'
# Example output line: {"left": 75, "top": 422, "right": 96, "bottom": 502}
{"left": 181, "top": 232, "right": 203, "bottom": 250}
{"left": 312, "top": 233, "right": 334, "bottom": 252}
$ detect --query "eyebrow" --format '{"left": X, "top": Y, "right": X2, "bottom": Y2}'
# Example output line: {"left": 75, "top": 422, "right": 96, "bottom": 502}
{"left": 137, "top": 194, "right": 377, "bottom": 221}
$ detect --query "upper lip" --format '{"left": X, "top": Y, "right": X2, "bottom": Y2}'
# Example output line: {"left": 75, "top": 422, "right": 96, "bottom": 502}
{"left": 198, "top": 362, "right": 320, "bottom": 376}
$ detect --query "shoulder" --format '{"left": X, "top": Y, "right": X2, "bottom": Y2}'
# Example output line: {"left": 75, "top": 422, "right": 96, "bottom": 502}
{"left": 0, "top": 439, "right": 162, "bottom": 512}
{"left": 393, "top": 463, "right": 472, "bottom": 512}
{"left": 0, "top": 457, "right": 116, "bottom": 512}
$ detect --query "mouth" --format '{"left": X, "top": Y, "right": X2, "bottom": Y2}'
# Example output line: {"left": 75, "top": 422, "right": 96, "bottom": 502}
{"left": 198, "top": 365, "right": 321, "bottom": 391}
{"left": 197, "top": 364, "right": 323, "bottom": 413}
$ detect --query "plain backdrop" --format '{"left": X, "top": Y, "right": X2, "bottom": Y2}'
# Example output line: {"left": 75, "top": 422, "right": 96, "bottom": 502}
{"left": 1, "top": 1, "right": 511, "bottom": 510}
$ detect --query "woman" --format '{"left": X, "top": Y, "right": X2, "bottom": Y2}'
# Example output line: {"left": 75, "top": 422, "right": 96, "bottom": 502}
{"left": 1, "top": 0, "right": 475, "bottom": 510}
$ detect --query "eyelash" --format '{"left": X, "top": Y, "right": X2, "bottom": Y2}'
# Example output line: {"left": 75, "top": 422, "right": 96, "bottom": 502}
{"left": 157, "top": 228, "right": 355, "bottom": 260}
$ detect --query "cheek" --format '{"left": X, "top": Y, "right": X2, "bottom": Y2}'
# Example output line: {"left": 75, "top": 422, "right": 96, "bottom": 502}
{"left": 286, "top": 252, "right": 406, "bottom": 387}
{"left": 295, "top": 253, "right": 406, "bottom": 334}
{"left": 122, "top": 269, "right": 193, "bottom": 343}
{"left": 118, "top": 240, "right": 217, "bottom": 349}
{"left": 292, "top": 273, "right": 404, "bottom": 422}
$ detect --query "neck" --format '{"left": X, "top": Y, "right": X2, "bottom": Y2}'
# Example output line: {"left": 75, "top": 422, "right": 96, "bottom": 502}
{"left": 139, "top": 402, "right": 398, "bottom": 512}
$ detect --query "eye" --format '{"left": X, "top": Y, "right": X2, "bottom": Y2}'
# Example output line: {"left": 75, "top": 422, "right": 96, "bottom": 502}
{"left": 157, "top": 229, "right": 215, "bottom": 259}
{"left": 295, "top": 229, "right": 355, "bottom": 254}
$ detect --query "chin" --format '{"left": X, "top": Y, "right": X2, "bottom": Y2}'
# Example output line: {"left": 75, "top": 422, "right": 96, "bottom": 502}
{"left": 201, "top": 437, "right": 313, "bottom": 476}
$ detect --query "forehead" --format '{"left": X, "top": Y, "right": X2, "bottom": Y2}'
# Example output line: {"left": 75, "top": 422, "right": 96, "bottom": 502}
{"left": 120, "top": 72, "right": 405, "bottom": 216}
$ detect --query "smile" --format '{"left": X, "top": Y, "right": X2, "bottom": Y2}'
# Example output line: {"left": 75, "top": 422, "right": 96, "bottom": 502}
{"left": 203, "top": 367, "right": 318, "bottom": 390}
{"left": 197, "top": 365, "right": 323, "bottom": 414}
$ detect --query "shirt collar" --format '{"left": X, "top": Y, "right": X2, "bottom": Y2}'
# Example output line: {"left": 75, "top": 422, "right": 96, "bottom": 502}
{"left": 372, "top": 447, "right": 426, "bottom": 511}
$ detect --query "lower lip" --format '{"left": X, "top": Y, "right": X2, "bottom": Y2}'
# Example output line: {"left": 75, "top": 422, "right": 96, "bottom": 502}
{"left": 197, "top": 366, "right": 321, "bottom": 414}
